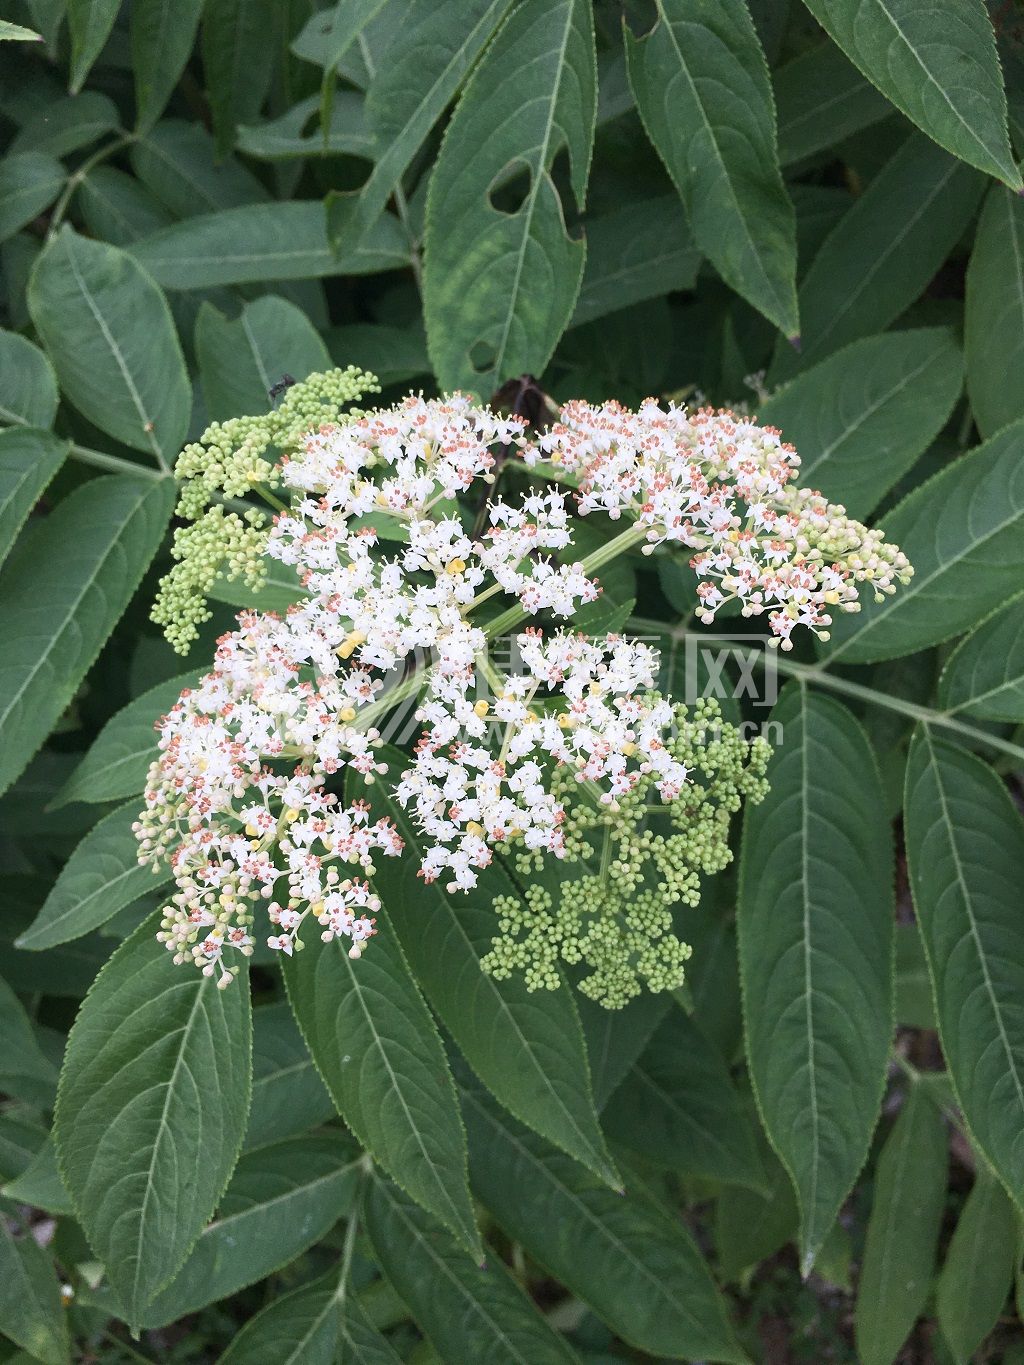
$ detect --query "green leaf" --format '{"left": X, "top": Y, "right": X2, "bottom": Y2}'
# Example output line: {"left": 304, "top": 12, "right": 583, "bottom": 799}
{"left": 602, "top": 1009, "right": 766, "bottom": 1190}
{"left": 237, "top": 93, "right": 375, "bottom": 161}
{"left": 54, "top": 916, "right": 252, "bottom": 1326}
{"left": 0, "top": 476, "right": 175, "bottom": 797}
{"left": 207, "top": 560, "right": 308, "bottom": 613}
{"left": 824, "top": 418, "right": 1024, "bottom": 664}
{"left": 28, "top": 227, "right": 189, "bottom": 462}
{"left": 282, "top": 913, "right": 481, "bottom": 1258}
{"left": 715, "top": 1128, "right": 799, "bottom": 1282}
{"left": 759, "top": 328, "right": 963, "bottom": 519}
{"left": 130, "top": 0, "right": 203, "bottom": 134}
{"left": 196, "top": 296, "right": 331, "bottom": 422}
{"left": 738, "top": 684, "right": 893, "bottom": 1271}
{"left": 0, "top": 151, "right": 64, "bottom": 243}
{"left": 0, "top": 1219, "right": 69, "bottom": 1365}
{"left": 770, "top": 133, "right": 983, "bottom": 380}
{"left": 576, "top": 991, "right": 671, "bottom": 1109}
{"left": 130, "top": 120, "right": 269, "bottom": 218}
{"left": 905, "top": 729, "right": 1024, "bottom": 1209}
{"left": 68, "top": 0, "right": 119, "bottom": 92}
{"left": 139, "top": 1134, "right": 360, "bottom": 1327}
{"left": 245, "top": 1001, "right": 334, "bottom": 1151}
{"left": 56, "top": 669, "right": 204, "bottom": 808}
{"left": 937, "top": 1168, "right": 1017, "bottom": 1363}
{"left": 131, "top": 201, "right": 410, "bottom": 289}
{"left": 2, "top": 1136, "right": 74, "bottom": 1216}
{"left": 0, "top": 974, "right": 58, "bottom": 1107}
{"left": 220, "top": 1266, "right": 399, "bottom": 1365}
{"left": 10, "top": 92, "right": 120, "bottom": 159}
{"left": 369, "top": 757, "right": 617, "bottom": 1187}
{"left": 938, "top": 594, "right": 1024, "bottom": 722}
{"left": 77, "top": 166, "right": 173, "bottom": 246}
{"left": 624, "top": 0, "right": 797, "bottom": 337}
{"left": 0, "top": 330, "right": 58, "bottom": 428}
{"left": 326, "top": 0, "right": 512, "bottom": 248}
{"left": 17, "top": 803, "right": 171, "bottom": 951}
{"left": 0, "top": 427, "right": 67, "bottom": 571}
{"left": 365, "top": 1174, "right": 578, "bottom": 1365}
{"left": 800, "top": 0, "right": 1021, "bottom": 189}
{"left": 966, "top": 186, "right": 1024, "bottom": 438}
{"left": 201, "top": 0, "right": 278, "bottom": 155}
{"left": 423, "top": 0, "right": 597, "bottom": 395}
{"left": 895, "top": 921, "right": 935, "bottom": 1029}
{"left": 291, "top": 0, "right": 387, "bottom": 67}
{"left": 461, "top": 1082, "right": 746, "bottom": 1363}
{"left": 570, "top": 196, "right": 700, "bottom": 329}
{"left": 326, "top": 321, "right": 429, "bottom": 387}
{"left": 0, "top": 20, "right": 43, "bottom": 41}
{"left": 775, "top": 40, "right": 892, "bottom": 167}
{"left": 855, "top": 1085, "right": 948, "bottom": 1365}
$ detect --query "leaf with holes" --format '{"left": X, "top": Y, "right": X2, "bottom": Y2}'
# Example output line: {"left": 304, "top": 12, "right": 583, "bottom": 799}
{"left": 55, "top": 916, "right": 252, "bottom": 1327}
{"left": 801, "top": 0, "right": 1020, "bottom": 189}
{"left": 28, "top": 227, "right": 189, "bottom": 462}
{"left": 738, "top": 684, "right": 893, "bottom": 1271}
{"left": 0, "top": 476, "right": 175, "bottom": 797}
{"left": 624, "top": 0, "right": 797, "bottom": 337}
{"left": 905, "top": 729, "right": 1024, "bottom": 1208}
{"left": 424, "top": 0, "right": 596, "bottom": 395}
{"left": 327, "top": 0, "right": 512, "bottom": 250}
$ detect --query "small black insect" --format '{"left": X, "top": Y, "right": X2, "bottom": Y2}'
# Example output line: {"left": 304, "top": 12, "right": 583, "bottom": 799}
{"left": 268, "top": 373, "right": 297, "bottom": 403}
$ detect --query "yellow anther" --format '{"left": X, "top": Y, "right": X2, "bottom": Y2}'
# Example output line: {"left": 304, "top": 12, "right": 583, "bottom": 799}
{"left": 558, "top": 713, "right": 576, "bottom": 730}
{"left": 284, "top": 808, "right": 300, "bottom": 823}
{"left": 473, "top": 700, "right": 489, "bottom": 718}
{"left": 245, "top": 824, "right": 259, "bottom": 838}
{"left": 340, "top": 706, "right": 357, "bottom": 722}
{"left": 446, "top": 558, "right": 467, "bottom": 574}
{"left": 622, "top": 742, "right": 636, "bottom": 756}
{"left": 337, "top": 629, "right": 367, "bottom": 660}
{"left": 466, "top": 821, "right": 485, "bottom": 838}
{"left": 311, "top": 901, "right": 324, "bottom": 915}
{"left": 824, "top": 590, "right": 841, "bottom": 605}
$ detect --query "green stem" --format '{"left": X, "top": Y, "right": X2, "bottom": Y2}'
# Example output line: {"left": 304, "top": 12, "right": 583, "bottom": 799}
{"left": 69, "top": 442, "right": 171, "bottom": 481}
{"left": 47, "top": 133, "right": 134, "bottom": 239}
{"left": 629, "top": 615, "right": 1024, "bottom": 767}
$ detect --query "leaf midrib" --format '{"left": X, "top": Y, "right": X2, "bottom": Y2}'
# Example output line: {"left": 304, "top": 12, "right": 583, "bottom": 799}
{"left": 919, "top": 728, "right": 1024, "bottom": 1127}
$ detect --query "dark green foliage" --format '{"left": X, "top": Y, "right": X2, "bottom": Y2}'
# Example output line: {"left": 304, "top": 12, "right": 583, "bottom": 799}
{"left": 2, "top": 1, "right": 1024, "bottom": 1360}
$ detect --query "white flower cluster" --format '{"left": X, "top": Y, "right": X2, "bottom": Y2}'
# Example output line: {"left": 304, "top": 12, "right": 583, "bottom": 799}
{"left": 531, "top": 398, "right": 912, "bottom": 649}
{"left": 138, "top": 392, "right": 911, "bottom": 982}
